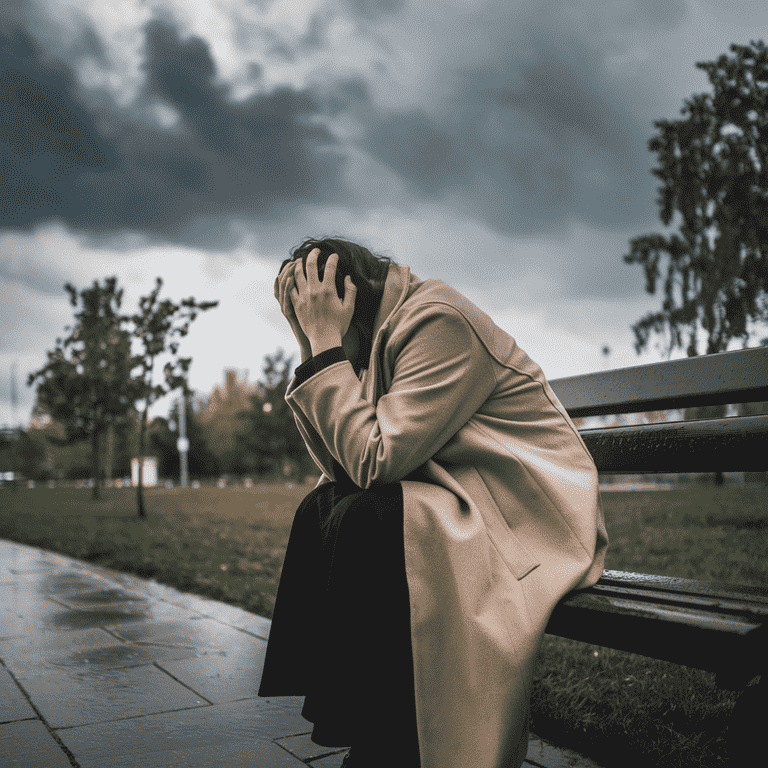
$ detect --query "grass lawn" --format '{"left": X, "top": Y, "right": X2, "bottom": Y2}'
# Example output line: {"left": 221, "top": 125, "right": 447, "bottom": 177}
{"left": 1, "top": 481, "right": 766, "bottom": 767}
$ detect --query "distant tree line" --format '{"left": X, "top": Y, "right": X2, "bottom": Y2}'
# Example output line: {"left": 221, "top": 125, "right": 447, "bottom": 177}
{"left": 10, "top": 349, "right": 316, "bottom": 488}
{"left": 147, "top": 350, "right": 316, "bottom": 483}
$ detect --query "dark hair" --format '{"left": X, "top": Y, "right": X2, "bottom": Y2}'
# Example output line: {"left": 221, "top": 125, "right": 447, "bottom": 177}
{"left": 280, "top": 237, "right": 395, "bottom": 368}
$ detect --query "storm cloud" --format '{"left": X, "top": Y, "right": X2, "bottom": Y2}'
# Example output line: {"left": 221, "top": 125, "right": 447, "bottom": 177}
{"left": 341, "top": 0, "right": 689, "bottom": 238}
{"left": 1, "top": 0, "right": 692, "bottom": 250}
{"left": 1, "top": 12, "right": 350, "bottom": 246}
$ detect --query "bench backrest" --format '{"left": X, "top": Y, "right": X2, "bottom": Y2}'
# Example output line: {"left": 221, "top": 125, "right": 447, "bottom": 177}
{"left": 545, "top": 347, "right": 768, "bottom": 687}
{"left": 548, "top": 347, "right": 768, "bottom": 474}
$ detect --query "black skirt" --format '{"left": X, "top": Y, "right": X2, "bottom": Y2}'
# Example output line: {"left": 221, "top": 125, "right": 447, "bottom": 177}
{"left": 257, "top": 480, "right": 419, "bottom": 759}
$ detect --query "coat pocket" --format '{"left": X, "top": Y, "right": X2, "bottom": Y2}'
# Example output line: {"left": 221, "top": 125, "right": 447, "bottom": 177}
{"left": 454, "top": 465, "right": 540, "bottom": 580}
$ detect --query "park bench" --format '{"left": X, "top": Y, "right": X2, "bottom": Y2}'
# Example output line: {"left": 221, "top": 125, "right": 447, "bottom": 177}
{"left": 545, "top": 345, "right": 768, "bottom": 762}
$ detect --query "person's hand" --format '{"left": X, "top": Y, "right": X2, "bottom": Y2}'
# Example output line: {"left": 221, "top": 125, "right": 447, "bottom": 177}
{"left": 274, "top": 261, "right": 312, "bottom": 362}
{"left": 290, "top": 248, "right": 357, "bottom": 356}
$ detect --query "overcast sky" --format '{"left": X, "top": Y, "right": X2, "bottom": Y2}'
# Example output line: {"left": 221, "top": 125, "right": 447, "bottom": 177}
{"left": 2, "top": 0, "right": 767, "bottom": 428}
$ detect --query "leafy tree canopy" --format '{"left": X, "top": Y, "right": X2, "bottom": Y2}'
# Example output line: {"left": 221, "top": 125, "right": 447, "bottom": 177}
{"left": 27, "top": 277, "right": 137, "bottom": 497}
{"left": 625, "top": 40, "right": 768, "bottom": 357}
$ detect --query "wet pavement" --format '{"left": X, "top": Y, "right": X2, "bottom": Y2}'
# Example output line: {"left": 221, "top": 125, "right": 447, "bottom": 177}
{"left": 0, "top": 538, "right": 605, "bottom": 767}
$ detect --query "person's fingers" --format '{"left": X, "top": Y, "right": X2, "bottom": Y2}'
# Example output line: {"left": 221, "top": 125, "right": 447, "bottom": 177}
{"left": 324, "top": 252, "right": 338, "bottom": 285}
{"left": 305, "top": 248, "right": 320, "bottom": 285}
{"left": 278, "top": 263, "right": 296, "bottom": 300}
{"left": 275, "top": 267, "right": 297, "bottom": 320}
{"left": 276, "top": 265, "right": 291, "bottom": 303}
{"left": 282, "top": 277, "right": 296, "bottom": 317}
{"left": 293, "top": 258, "right": 307, "bottom": 292}
{"left": 344, "top": 275, "right": 357, "bottom": 309}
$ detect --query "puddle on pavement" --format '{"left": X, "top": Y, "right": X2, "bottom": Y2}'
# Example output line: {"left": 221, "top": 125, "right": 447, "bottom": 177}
{"left": 41, "top": 572, "right": 103, "bottom": 595}
{"left": 36, "top": 572, "right": 153, "bottom": 629}
{"left": 46, "top": 608, "right": 150, "bottom": 630}
{"left": 67, "top": 588, "right": 141, "bottom": 604}
{"left": 54, "top": 644, "right": 172, "bottom": 668}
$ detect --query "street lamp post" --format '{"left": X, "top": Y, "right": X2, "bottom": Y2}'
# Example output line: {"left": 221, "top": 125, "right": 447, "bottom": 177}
{"left": 177, "top": 391, "right": 189, "bottom": 488}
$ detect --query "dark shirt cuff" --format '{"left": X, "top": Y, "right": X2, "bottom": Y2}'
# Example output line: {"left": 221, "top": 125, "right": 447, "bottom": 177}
{"left": 293, "top": 346, "right": 348, "bottom": 388}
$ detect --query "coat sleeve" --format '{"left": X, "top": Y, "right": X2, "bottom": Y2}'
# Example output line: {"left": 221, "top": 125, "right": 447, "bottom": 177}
{"left": 285, "top": 304, "right": 497, "bottom": 489}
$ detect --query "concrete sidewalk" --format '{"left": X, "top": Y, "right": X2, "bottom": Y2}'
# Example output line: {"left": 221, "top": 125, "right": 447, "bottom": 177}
{"left": 0, "top": 538, "right": 605, "bottom": 767}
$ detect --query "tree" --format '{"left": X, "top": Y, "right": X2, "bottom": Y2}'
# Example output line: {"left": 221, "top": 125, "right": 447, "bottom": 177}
{"left": 234, "top": 349, "right": 315, "bottom": 481}
{"left": 624, "top": 40, "right": 768, "bottom": 358}
{"left": 127, "top": 277, "right": 218, "bottom": 517}
{"left": 27, "top": 278, "right": 136, "bottom": 499}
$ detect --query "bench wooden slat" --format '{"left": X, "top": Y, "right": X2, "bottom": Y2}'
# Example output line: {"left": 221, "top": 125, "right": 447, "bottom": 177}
{"left": 596, "top": 570, "right": 768, "bottom": 603}
{"left": 546, "top": 571, "right": 768, "bottom": 686}
{"left": 579, "top": 414, "right": 768, "bottom": 473}
{"left": 550, "top": 346, "right": 768, "bottom": 417}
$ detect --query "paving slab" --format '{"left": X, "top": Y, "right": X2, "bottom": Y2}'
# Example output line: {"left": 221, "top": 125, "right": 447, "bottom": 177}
{"left": 18, "top": 664, "right": 209, "bottom": 729}
{"left": 60, "top": 698, "right": 309, "bottom": 765}
{"left": 276, "top": 732, "right": 350, "bottom": 763}
{"left": 0, "top": 537, "right": 607, "bottom": 768}
{"left": 87, "top": 738, "right": 310, "bottom": 768}
{"left": 0, "top": 720, "right": 73, "bottom": 768}
{"left": 0, "top": 627, "right": 125, "bottom": 677}
{"left": 156, "top": 640, "right": 268, "bottom": 704}
{"left": 1, "top": 585, "right": 80, "bottom": 639}
{"left": 0, "top": 666, "right": 37, "bottom": 723}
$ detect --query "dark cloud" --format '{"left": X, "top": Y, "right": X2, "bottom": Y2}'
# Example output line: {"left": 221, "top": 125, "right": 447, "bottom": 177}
{"left": 0, "top": 14, "right": 351, "bottom": 247}
{"left": 618, "top": 0, "right": 687, "bottom": 30}
{"left": 342, "top": 0, "right": 409, "bottom": 20}
{"left": 353, "top": 22, "right": 662, "bottom": 238}
{"left": 0, "top": 0, "right": 694, "bottom": 261}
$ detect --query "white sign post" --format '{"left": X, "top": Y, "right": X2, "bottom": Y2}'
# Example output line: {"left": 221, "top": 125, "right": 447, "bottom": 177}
{"left": 178, "top": 391, "right": 189, "bottom": 488}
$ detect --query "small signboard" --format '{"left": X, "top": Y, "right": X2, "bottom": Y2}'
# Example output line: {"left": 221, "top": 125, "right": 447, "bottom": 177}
{"left": 131, "top": 457, "right": 158, "bottom": 487}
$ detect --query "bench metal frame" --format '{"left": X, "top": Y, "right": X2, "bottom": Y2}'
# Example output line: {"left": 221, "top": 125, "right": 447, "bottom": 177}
{"left": 546, "top": 346, "right": 768, "bottom": 762}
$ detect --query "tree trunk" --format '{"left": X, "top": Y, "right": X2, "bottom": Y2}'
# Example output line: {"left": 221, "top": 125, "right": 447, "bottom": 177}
{"left": 91, "top": 428, "right": 101, "bottom": 501}
{"left": 137, "top": 407, "right": 148, "bottom": 518}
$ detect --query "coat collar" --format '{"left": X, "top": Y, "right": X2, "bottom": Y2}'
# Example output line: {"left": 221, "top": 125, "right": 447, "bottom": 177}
{"left": 371, "top": 264, "right": 421, "bottom": 353}
{"left": 362, "top": 262, "right": 420, "bottom": 401}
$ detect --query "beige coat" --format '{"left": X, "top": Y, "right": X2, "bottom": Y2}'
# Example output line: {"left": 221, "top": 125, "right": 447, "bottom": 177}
{"left": 285, "top": 263, "right": 609, "bottom": 768}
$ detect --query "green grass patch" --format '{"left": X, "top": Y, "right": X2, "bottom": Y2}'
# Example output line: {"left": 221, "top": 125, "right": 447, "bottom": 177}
{"left": 0, "top": 482, "right": 313, "bottom": 618}
{"left": 531, "top": 486, "right": 768, "bottom": 768}
{"left": 1, "top": 483, "right": 766, "bottom": 767}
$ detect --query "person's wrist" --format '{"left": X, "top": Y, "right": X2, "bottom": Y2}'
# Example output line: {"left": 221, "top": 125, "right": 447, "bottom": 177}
{"left": 309, "top": 333, "right": 343, "bottom": 356}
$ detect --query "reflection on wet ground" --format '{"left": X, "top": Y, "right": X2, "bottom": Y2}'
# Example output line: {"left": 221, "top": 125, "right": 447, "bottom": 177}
{"left": 0, "top": 539, "right": 346, "bottom": 768}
